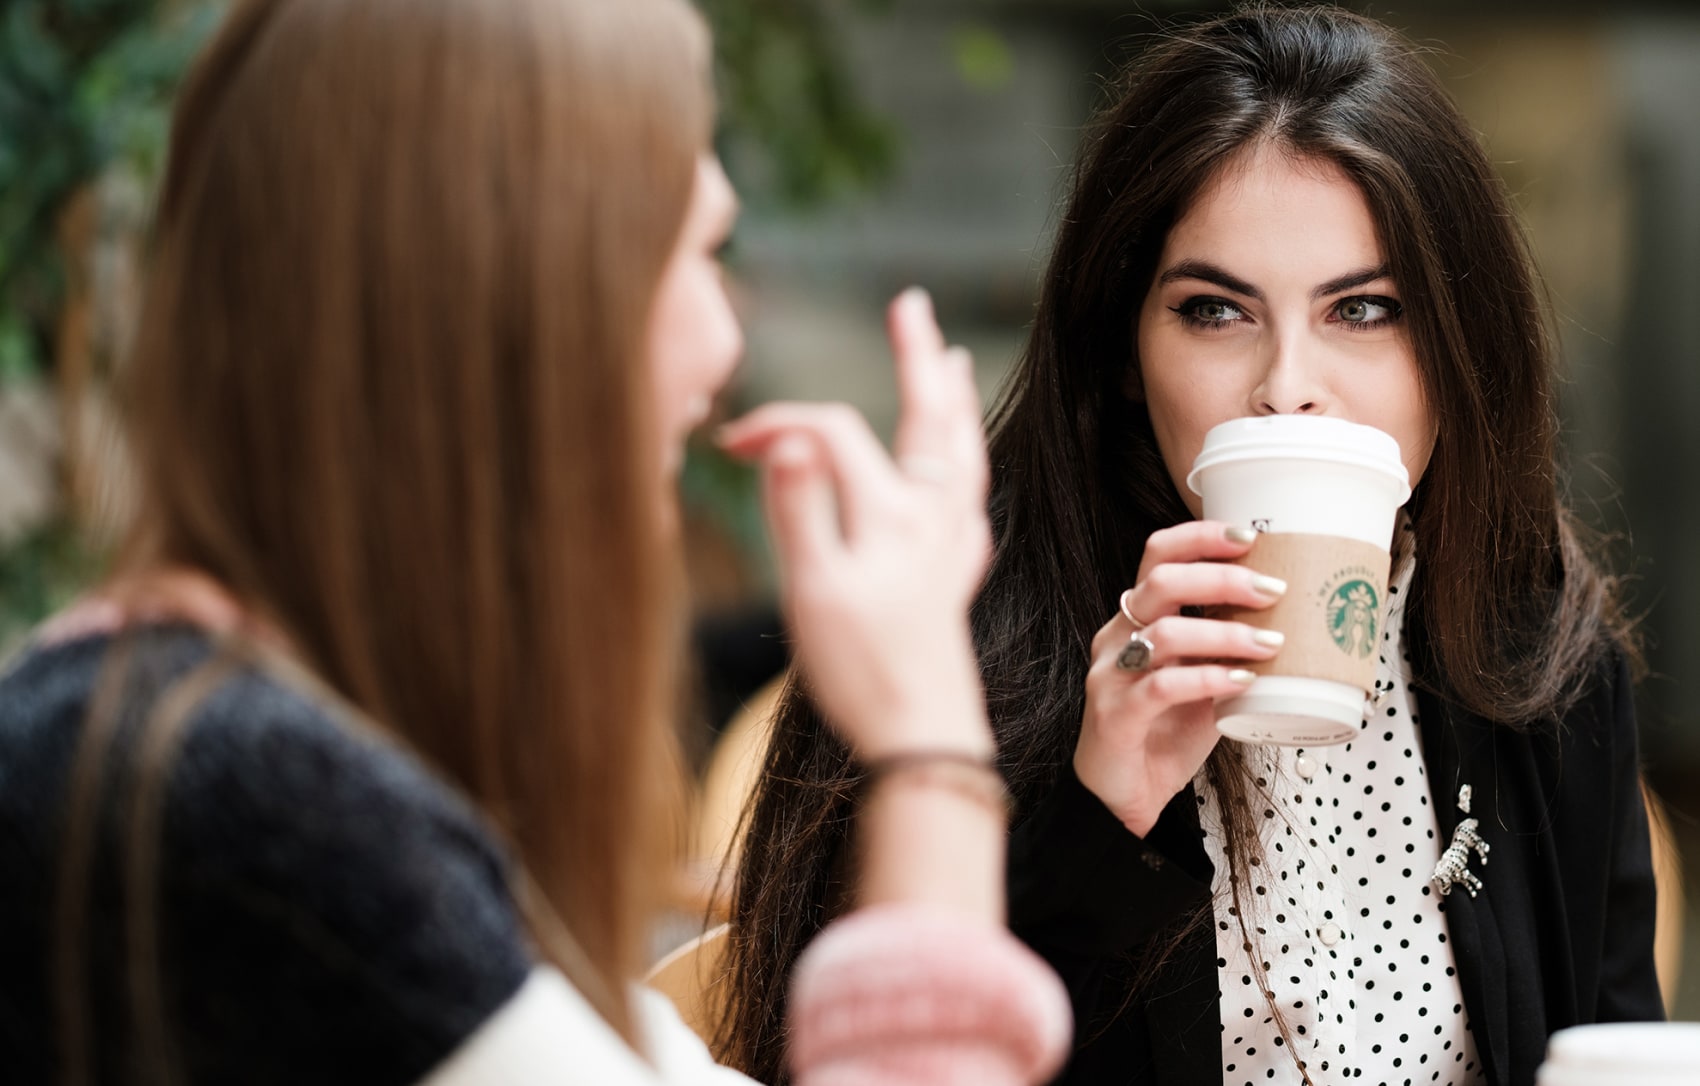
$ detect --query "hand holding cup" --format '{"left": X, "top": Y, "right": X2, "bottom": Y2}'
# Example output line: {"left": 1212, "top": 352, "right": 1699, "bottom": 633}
{"left": 1073, "top": 520, "right": 1290, "bottom": 837}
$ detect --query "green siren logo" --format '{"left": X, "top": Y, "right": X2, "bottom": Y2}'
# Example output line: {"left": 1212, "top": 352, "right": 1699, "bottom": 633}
{"left": 1326, "top": 578, "right": 1380, "bottom": 658}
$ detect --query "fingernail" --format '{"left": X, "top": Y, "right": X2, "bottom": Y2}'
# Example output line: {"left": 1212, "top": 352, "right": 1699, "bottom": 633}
{"left": 902, "top": 286, "right": 933, "bottom": 315}
{"left": 1228, "top": 669, "right": 1257, "bottom": 685}
{"left": 1225, "top": 526, "right": 1258, "bottom": 545}
{"left": 1252, "top": 574, "right": 1287, "bottom": 598}
{"left": 1252, "top": 629, "right": 1285, "bottom": 648}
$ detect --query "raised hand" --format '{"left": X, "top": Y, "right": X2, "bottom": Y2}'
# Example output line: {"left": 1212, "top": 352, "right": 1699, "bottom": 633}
{"left": 718, "top": 288, "right": 992, "bottom": 760}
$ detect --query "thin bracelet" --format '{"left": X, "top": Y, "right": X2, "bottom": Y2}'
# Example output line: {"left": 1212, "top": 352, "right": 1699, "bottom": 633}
{"left": 860, "top": 750, "right": 1010, "bottom": 820}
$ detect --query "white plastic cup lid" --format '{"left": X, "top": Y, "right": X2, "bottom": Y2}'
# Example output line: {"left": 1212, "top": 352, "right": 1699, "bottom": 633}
{"left": 1186, "top": 416, "right": 1410, "bottom": 502}
{"left": 1542, "top": 1022, "right": 1700, "bottom": 1070}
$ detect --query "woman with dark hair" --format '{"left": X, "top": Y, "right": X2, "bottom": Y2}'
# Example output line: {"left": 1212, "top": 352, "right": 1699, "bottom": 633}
{"left": 722, "top": 6, "right": 1661, "bottom": 1085}
{"left": 0, "top": 0, "right": 1071, "bottom": 1082}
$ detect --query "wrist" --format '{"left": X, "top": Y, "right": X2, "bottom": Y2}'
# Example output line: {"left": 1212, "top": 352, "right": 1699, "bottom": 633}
{"left": 855, "top": 762, "right": 1007, "bottom": 920}
{"left": 1072, "top": 750, "right": 1160, "bottom": 838}
{"left": 857, "top": 722, "right": 994, "bottom": 763}
{"left": 861, "top": 749, "right": 1009, "bottom": 820}
{"left": 842, "top": 633, "right": 993, "bottom": 761}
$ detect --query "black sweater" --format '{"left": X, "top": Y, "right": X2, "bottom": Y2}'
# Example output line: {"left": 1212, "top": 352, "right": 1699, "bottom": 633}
{"left": 0, "top": 626, "right": 530, "bottom": 1083}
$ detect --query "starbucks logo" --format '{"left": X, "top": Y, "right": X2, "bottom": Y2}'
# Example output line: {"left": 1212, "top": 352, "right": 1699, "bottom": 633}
{"left": 1326, "top": 579, "right": 1379, "bottom": 658}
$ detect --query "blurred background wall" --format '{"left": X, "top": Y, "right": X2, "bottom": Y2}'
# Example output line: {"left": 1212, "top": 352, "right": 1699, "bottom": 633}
{"left": 3, "top": 0, "right": 1698, "bottom": 1015}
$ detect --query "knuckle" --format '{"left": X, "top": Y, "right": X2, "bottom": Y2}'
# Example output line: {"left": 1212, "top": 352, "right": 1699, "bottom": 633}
{"left": 894, "top": 509, "right": 926, "bottom": 536}
{"left": 1089, "top": 627, "right": 1117, "bottom": 657}
{"left": 822, "top": 403, "right": 863, "bottom": 435}
{"left": 1083, "top": 662, "right": 1115, "bottom": 697}
{"left": 1145, "top": 668, "right": 1179, "bottom": 701}
{"left": 1148, "top": 523, "right": 1184, "bottom": 547}
{"left": 1146, "top": 667, "right": 1194, "bottom": 703}
{"left": 1144, "top": 565, "right": 1173, "bottom": 595}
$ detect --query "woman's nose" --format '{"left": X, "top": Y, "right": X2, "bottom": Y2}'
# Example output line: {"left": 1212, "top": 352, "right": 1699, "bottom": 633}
{"left": 1251, "top": 335, "right": 1327, "bottom": 416}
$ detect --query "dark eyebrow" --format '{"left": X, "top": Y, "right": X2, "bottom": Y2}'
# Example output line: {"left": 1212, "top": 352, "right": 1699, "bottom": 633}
{"left": 1158, "top": 260, "right": 1396, "bottom": 304}
{"left": 1311, "top": 263, "right": 1391, "bottom": 300}
{"left": 1158, "top": 260, "right": 1263, "bottom": 302}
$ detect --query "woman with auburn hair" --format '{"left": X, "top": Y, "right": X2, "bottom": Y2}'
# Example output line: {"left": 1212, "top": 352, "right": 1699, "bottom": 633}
{"left": 724, "top": 6, "right": 1661, "bottom": 1086}
{"left": 0, "top": 0, "right": 1069, "bottom": 1082}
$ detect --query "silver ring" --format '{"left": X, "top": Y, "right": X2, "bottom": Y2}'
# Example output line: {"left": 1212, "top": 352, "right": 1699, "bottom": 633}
{"left": 1115, "top": 632, "right": 1156, "bottom": 673}
{"left": 1118, "top": 588, "right": 1150, "bottom": 631}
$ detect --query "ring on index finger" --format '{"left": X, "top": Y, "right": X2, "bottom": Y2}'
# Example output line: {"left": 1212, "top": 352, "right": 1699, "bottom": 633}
{"left": 1118, "top": 588, "right": 1151, "bottom": 631}
{"left": 1114, "top": 632, "right": 1156, "bottom": 674}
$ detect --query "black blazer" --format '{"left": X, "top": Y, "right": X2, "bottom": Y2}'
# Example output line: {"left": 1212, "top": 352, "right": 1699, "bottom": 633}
{"left": 1008, "top": 626, "right": 1663, "bottom": 1086}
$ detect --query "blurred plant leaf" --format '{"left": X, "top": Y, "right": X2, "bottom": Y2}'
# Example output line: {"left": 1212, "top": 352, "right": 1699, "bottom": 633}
{"left": 0, "top": 0, "right": 223, "bottom": 382}
{"left": 0, "top": 514, "right": 102, "bottom": 655}
{"left": 952, "top": 24, "right": 1014, "bottom": 92}
{"left": 700, "top": 0, "right": 897, "bottom": 209}
{"left": 0, "top": 310, "right": 38, "bottom": 384}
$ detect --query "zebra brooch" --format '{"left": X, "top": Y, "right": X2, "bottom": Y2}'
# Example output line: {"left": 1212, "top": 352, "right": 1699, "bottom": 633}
{"left": 1431, "top": 784, "right": 1490, "bottom": 898}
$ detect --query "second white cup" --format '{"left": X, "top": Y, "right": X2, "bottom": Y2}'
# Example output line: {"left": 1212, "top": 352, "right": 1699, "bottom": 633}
{"left": 1536, "top": 1023, "right": 1700, "bottom": 1086}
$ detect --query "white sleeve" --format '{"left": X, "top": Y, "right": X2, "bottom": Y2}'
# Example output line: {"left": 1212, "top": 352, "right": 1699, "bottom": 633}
{"left": 418, "top": 968, "right": 759, "bottom": 1086}
{"left": 633, "top": 985, "right": 762, "bottom": 1085}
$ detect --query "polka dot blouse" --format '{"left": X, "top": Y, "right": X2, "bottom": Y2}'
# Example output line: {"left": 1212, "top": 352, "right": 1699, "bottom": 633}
{"left": 1196, "top": 564, "right": 1486, "bottom": 1086}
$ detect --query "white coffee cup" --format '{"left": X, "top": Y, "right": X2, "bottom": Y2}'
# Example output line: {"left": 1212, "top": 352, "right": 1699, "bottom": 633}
{"left": 1186, "top": 416, "right": 1410, "bottom": 746}
{"left": 1536, "top": 1022, "right": 1700, "bottom": 1085}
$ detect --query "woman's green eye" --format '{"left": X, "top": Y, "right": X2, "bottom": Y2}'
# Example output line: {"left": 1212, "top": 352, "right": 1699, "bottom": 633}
{"left": 1335, "top": 296, "right": 1401, "bottom": 325}
{"left": 1170, "top": 297, "right": 1245, "bottom": 326}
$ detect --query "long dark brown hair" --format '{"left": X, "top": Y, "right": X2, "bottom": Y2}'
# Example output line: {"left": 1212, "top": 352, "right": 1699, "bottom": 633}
{"left": 720, "top": 4, "right": 1637, "bottom": 1079}
{"left": 56, "top": 0, "right": 712, "bottom": 1074}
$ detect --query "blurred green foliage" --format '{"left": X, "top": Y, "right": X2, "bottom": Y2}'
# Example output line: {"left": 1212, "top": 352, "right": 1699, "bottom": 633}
{"left": 0, "top": 0, "right": 223, "bottom": 384}
{"left": 703, "top": 0, "right": 897, "bottom": 208}
{"left": 951, "top": 24, "right": 1016, "bottom": 92}
{"left": 0, "top": 515, "right": 100, "bottom": 655}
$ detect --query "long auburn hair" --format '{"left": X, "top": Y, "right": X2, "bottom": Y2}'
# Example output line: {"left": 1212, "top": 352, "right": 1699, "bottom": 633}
{"left": 58, "top": 0, "right": 711, "bottom": 1066}
{"left": 720, "top": 4, "right": 1637, "bottom": 1079}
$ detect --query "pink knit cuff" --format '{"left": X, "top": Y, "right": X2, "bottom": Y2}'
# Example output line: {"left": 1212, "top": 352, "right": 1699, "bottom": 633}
{"left": 788, "top": 904, "right": 1072, "bottom": 1086}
